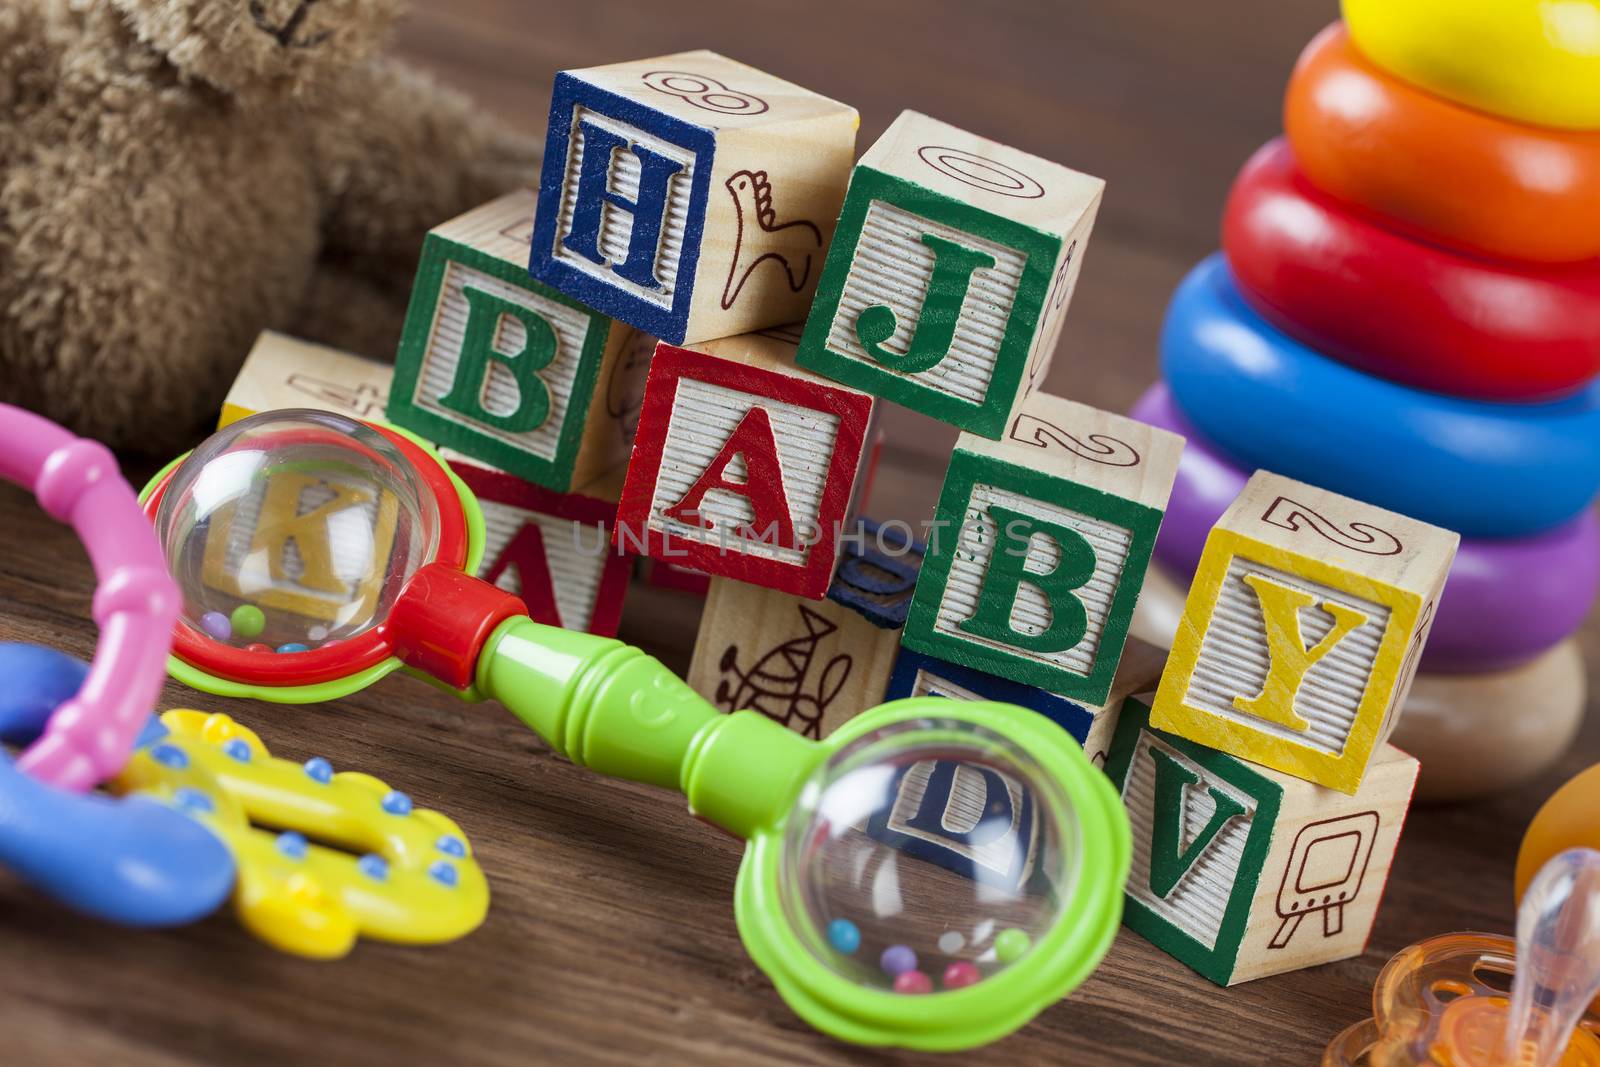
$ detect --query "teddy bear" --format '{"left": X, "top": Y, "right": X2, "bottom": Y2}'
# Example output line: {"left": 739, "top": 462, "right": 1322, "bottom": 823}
{"left": 0, "top": 0, "right": 539, "bottom": 452}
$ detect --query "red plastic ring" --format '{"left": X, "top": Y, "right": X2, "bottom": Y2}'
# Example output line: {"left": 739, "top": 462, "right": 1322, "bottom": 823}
{"left": 1223, "top": 138, "right": 1600, "bottom": 402}
{"left": 143, "top": 422, "right": 471, "bottom": 686}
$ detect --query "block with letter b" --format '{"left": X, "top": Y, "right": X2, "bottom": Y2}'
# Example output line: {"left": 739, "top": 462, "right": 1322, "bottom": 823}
{"left": 1150, "top": 471, "right": 1459, "bottom": 793}
{"left": 796, "top": 110, "right": 1103, "bottom": 437}
{"left": 902, "top": 392, "right": 1182, "bottom": 705}
{"left": 529, "top": 51, "right": 858, "bottom": 345}
{"left": 616, "top": 328, "right": 874, "bottom": 599}
{"left": 388, "top": 191, "right": 653, "bottom": 491}
{"left": 1105, "top": 697, "right": 1418, "bottom": 985}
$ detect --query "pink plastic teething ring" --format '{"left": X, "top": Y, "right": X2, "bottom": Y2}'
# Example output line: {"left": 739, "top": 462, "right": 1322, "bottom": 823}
{"left": 0, "top": 403, "right": 178, "bottom": 791}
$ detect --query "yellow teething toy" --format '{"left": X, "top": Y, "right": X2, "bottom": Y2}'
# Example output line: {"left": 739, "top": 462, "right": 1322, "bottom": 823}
{"left": 114, "top": 710, "right": 489, "bottom": 959}
{"left": 1343, "top": 0, "right": 1600, "bottom": 130}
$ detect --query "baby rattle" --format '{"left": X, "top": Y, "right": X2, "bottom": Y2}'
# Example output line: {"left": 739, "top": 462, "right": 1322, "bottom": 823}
{"left": 1324, "top": 847, "right": 1600, "bottom": 1066}
{"left": 140, "top": 407, "right": 1132, "bottom": 1050}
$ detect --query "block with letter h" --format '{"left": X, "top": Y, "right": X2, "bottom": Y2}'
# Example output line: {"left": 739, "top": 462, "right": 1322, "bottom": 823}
{"left": 388, "top": 191, "right": 653, "bottom": 491}
{"left": 902, "top": 392, "right": 1182, "bottom": 706}
{"left": 1106, "top": 697, "right": 1418, "bottom": 985}
{"left": 797, "top": 110, "right": 1103, "bottom": 438}
{"left": 1150, "top": 471, "right": 1459, "bottom": 793}
{"left": 616, "top": 328, "right": 874, "bottom": 599}
{"left": 529, "top": 50, "right": 858, "bottom": 345}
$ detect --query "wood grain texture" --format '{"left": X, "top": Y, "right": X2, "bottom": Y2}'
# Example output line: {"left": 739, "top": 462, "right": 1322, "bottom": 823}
{"left": 2, "top": 0, "right": 1596, "bottom": 1063}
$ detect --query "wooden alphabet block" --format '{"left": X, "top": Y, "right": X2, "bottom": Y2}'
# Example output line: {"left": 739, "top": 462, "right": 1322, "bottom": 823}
{"left": 447, "top": 462, "right": 630, "bottom": 637}
{"left": 686, "top": 525, "right": 920, "bottom": 738}
{"left": 796, "top": 110, "right": 1104, "bottom": 437}
{"left": 219, "top": 331, "right": 393, "bottom": 428}
{"left": 615, "top": 329, "right": 874, "bottom": 599}
{"left": 1105, "top": 696, "right": 1418, "bottom": 986}
{"left": 886, "top": 636, "right": 1166, "bottom": 768}
{"left": 529, "top": 51, "right": 858, "bottom": 345}
{"left": 1150, "top": 470, "right": 1459, "bottom": 793}
{"left": 388, "top": 190, "right": 653, "bottom": 491}
{"left": 902, "top": 392, "right": 1182, "bottom": 705}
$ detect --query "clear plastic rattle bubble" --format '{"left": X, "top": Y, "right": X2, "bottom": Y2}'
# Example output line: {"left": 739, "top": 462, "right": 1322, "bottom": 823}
{"left": 1324, "top": 847, "right": 1600, "bottom": 1067}
{"left": 142, "top": 409, "right": 1132, "bottom": 1049}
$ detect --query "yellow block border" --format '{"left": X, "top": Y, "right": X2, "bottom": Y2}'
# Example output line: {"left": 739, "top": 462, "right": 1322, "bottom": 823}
{"left": 1149, "top": 528, "right": 1420, "bottom": 794}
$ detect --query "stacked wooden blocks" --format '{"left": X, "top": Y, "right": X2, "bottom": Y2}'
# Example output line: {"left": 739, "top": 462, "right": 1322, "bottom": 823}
{"left": 214, "top": 45, "right": 1473, "bottom": 992}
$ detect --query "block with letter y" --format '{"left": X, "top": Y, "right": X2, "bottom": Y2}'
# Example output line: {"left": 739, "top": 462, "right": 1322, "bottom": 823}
{"left": 901, "top": 392, "right": 1182, "bottom": 705}
{"left": 797, "top": 110, "right": 1103, "bottom": 437}
{"left": 1106, "top": 697, "right": 1419, "bottom": 986}
{"left": 388, "top": 191, "right": 653, "bottom": 491}
{"left": 529, "top": 50, "right": 858, "bottom": 345}
{"left": 1150, "top": 471, "right": 1459, "bottom": 793}
{"left": 615, "top": 328, "right": 874, "bottom": 599}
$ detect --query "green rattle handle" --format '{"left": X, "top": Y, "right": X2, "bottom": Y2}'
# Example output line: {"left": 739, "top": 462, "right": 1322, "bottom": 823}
{"left": 476, "top": 617, "right": 821, "bottom": 839}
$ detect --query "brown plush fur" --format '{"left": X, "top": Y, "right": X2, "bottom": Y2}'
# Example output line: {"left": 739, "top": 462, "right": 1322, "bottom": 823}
{"left": 0, "top": 0, "right": 537, "bottom": 452}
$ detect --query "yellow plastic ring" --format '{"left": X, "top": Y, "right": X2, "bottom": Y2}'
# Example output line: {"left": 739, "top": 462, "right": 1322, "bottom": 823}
{"left": 1343, "top": 0, "right": 1600, "bottom": 130}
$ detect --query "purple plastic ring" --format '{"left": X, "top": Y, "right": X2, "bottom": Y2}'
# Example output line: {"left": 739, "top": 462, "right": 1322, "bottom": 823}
{"left": 0, "top": 404, "right": 179, "bottom": 790}
{"left": 1132, "top": 383, "right": 1599, "bottom": 673}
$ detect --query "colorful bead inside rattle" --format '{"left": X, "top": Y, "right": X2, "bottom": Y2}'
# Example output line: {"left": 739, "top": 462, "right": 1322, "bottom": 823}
{"left": 780, "top": 718, "right": 1073, "bottom": 996}
{"left": 152, "top": 410, "right": 441, "bottom": 654}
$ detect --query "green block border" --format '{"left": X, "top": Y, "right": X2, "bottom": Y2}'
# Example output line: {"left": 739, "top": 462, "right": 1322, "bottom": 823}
{"left": 1103, "top": 697, "right": 1283, "bottom": 986}
{"left": 795, "top": 166, "right": 1060, "bottom": 438}
{"left": 902, "top": 447, "right": 1164, "bottom": 704}
{"left": 387, "top": 232, "right": 611, "bottom": 490}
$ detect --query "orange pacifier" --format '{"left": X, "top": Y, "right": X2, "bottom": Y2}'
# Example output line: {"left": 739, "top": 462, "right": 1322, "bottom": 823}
{"left": 1325, "top": 848, "right": 1600, "bottom": 1067}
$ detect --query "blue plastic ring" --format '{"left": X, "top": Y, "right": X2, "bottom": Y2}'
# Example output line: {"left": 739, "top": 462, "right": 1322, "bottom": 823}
{"left": 1161, "top": 255, "right": 1600, "bottom": 538}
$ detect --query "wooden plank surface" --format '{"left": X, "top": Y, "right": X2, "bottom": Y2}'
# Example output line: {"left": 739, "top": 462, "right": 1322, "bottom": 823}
{"left": 2, "top": 1, "right": 1595, "bottom": 1063}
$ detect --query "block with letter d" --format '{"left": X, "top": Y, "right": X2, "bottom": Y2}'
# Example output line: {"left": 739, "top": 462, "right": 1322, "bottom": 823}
{"left": 529, "top": 50, "right": 858, "bottom": 345}
{"left": 902, "top": 392, "right": 1182, "bottom": 705}
{"left": 1106, "top": 697, "right": 1418, "bottom": 986}
{"left": 1150, "top": 471, "right": 1459, "bottom": 793}
{"left": 615, "top": 328, "right": 874, "bottom": 599}
{"left": 387, "top": 191, "right": 653, "bottom": 492}
{"left": 797, "top": 110, "right": 1103, "bottom": 438}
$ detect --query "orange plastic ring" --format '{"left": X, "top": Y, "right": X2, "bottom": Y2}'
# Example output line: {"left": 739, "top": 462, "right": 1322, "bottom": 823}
{"left": 1286, "top": 23, "right": 1600, "bottom": 264}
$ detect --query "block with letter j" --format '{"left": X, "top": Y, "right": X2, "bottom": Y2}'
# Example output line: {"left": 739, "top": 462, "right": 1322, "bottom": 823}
{"left": 902, "top": 392, "right": 1182, "bottom": 705}
{"left": 797, "top": 110, "right": 1103, "bottom": 438}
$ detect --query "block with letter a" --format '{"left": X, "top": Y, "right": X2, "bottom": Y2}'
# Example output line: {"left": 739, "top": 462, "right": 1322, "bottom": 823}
{"left": 796, "top": 110, "right": 1104, "bottom": 438}
{"left": 902, "top": 392, "right": 1182, "bottom": 705}
{"left": 1150, "top": 470, "right": 1459, "bottom": 793}
{"left": 387, "top": 191, "right": 653, "bottom": 491}
{"left": 447, "top": 462, "right": 630, "bottom": 637}
{"left": 615, "top": 329, "right": 874, "bottom": 598}
{"left": 1105, "top": 696, "right": 1418, "bottom": 985}
{"left": 528, "top": 51, "right": 858, "bottom": 346}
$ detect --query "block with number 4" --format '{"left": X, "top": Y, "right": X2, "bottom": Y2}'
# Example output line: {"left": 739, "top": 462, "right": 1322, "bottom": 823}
{"left": 1151, "top": 471, "right": 1459, "bottom": 793}
{"left": 797, "top": 110, "right": 1103, "bottom": 437}
{"left": 616, "top": 328, "right": 874, "bottom": 599}
{"left": 1106, "top": 697, "right": 1418, "bottom": 986}
{"left": 529, "top": 51, "right": 857, "bottom": 345}
{"left": 903, "top": 392, "right": 1182, "bottom": 705}
{"left": 388, "top": 191, "right": 653, "bottom": 491}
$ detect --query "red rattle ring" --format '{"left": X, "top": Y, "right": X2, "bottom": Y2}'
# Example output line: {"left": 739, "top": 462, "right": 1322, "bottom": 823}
{"left": 1223, "top": 138, "right": 1600, "bottom": 402}
{"left": 141, "top": 412, "right": 521, "bottom": 695}
{"left": 0, "top": 403, "right": 180, "bottom": 791}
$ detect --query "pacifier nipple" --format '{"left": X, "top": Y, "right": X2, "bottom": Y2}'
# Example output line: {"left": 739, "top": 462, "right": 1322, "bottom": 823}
{"left": 1487, "top": 848, "right": 1600, "bottom": 1067}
